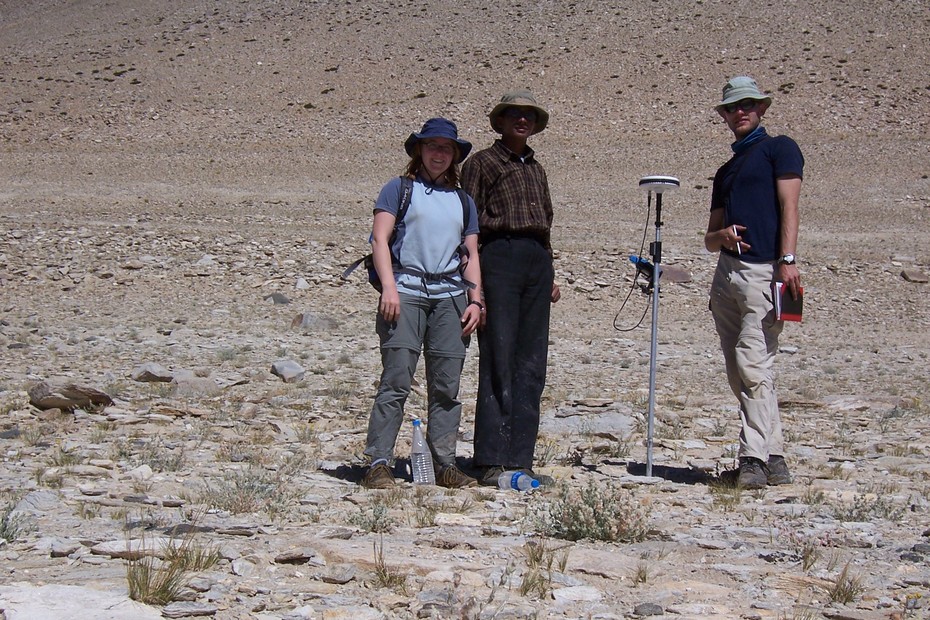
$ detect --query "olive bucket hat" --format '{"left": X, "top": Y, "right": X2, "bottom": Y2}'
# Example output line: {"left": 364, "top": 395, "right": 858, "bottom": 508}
{"left": 489, "top": 88, "right": 549, "bottom": 134}
{"left": 715, "top": 76, "right": 772, "bottom": 111}
{"left": 404, "top": 117, "right": 472, "bottom": 163}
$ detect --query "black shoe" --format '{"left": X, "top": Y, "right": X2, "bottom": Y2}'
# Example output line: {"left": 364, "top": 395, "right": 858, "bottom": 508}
{"left": 737, "top": 457, "right": 767, "bottom": 490}
{"left": 478, "top": 466, "right": 505, "bottom": 487}
{"left": 765, "top": 455, "right": 792, "bottom": 486}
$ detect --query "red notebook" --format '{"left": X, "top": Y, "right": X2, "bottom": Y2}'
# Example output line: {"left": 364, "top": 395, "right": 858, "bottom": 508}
{"left": 773, "top": 282, "right": 803, "bottom": 322}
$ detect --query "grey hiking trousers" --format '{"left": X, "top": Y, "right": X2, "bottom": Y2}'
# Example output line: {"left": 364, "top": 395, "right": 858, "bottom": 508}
{"left": 364, "top": 293, "right": 469, "bottom": 466}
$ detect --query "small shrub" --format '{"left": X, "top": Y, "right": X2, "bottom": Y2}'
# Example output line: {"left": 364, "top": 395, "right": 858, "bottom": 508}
{"left": 608, "top": 435, "right": 635, "bottom": 459}
{"left": 200, "top": 467, "right": 297, "bottom": 516}
{"left": 831, "top": 493, "right": 905, "bottom": 523}
{"left": 0, "top": 502, "right": 33, "bottom": 542}
{"left": 322, "top": 378, "right": 355, "bottom": 408}
{"left": 47, "top": 446, "right": 82, "bottom": 467}
{"left": 19, "top": 424, "right": 48, "bottom": 446}
{"left": 350, "top": 502, "right": 395, "bottom": 533}
{"left": 108, "top": 437, "right": 185, "bottom": 472}
{"left": 126, "top": 551, "right": 187, "bottom": 605}
{"left": 535, "top": 437, "right": 562, "bottom": 466}
{"left": 216, "top": 347, "right": 240, "bottom": 363}
{"left": 780, "top": 605, "right": 820, "bottom": 620}
{"left": 709, "top": 479, "right": 742, "bottom": 511}
{"left": 137, "top": 438, "right": 186, "bottom": 472}
{"left": 88, "top": 421, "right": 117, "bottom": 444}
{"left": 800, "top": 484, "right": 826, "bottom": 506}
{"left": 655, "top": 419, "right": 686, "bottom": 440}
{"left": 77, "top": 502, "right": 101, "bottom": 520}
{"left": 447, "top": 494, "right": 474, "bottom": 514}
{"left": 632, "top": 561, "right": 649, "bottom": 585}
{"left": 519, "top": 539, "right": 568, "bottom": 599}
{"left": 125, "top": 525, "right": 219, "bottom": 605}
{"left": 536, "top": 479, "right": 649, "bottom": 543}
{"left": 296, "top": 422, "right": 320, "bottom": 444}
{"left": 524, "top": 538, "right": 569, "bottom": 572}
{"left": 785, "top": 530, "right": 833, "bottom": 572}
{"left": 827, "top": 562, "right": 864, "bottom": 604}
{"left": 520, "top": 567, "right": 549, "bottom": 598}
{"left": 414, "top": 504, "right": 437, "bottom": 527}
{"left": 371, "top": 536, "right": 407, "bottom": 594}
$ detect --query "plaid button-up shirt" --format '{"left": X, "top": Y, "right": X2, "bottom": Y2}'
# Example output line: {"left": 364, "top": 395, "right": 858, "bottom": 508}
{"left": 461, "top": 140, "right": 554, "bottom": 253}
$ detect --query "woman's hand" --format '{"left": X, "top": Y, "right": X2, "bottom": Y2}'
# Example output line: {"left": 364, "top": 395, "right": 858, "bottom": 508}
{"left": 378, "top": 287, "right": 400, "bottom": 322}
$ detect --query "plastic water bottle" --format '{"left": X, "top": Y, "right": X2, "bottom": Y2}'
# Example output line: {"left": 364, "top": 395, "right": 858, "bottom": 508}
{"left": 497, "top": 470, "right": 540, "bottom": 491}
{"left": 629, "top": 255, "right": 658, "bottom": 280}
{"left": 410, "top": 419, "right": 435, "bottom": 485}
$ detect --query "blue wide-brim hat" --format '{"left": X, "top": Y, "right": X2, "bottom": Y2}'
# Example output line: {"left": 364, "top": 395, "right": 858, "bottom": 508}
{"left": 715, "top": 76, "right": 772, "bottom": 111}
{"left": 404, "top": 117, "right": 472, "bottom": 163}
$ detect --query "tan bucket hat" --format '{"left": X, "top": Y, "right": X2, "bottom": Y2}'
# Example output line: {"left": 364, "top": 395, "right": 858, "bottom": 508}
{"left": 715, "top": 76, "right": 772, "bottom": 111}
{"left": 489, "top": 88, "right": 549, "bottom": 134}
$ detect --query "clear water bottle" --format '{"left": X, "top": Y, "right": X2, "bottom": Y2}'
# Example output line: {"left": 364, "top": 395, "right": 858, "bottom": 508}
{"left": 410, "top": 419, "right": 435, "bottom": 485}
{"left": 497, "top": 470, "right": 540, "bottom": 491}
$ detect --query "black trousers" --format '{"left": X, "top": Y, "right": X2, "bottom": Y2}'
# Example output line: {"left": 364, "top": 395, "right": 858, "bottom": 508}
{"left": 473, "top": 236, "right": 553, "bottom": 470}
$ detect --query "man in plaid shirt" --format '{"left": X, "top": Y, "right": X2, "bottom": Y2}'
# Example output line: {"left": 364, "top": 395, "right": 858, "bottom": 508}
{"left": 461, "top": 89, "right": 561, "bottom": 487}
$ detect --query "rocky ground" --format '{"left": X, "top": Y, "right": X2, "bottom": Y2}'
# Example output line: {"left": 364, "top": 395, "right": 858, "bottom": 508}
{"left": 1, "top": 1, "right": 929, "bottom": 619}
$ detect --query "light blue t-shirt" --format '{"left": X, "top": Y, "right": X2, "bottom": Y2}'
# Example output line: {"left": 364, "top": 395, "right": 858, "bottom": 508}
{"left": 373, "top": 176, "right": 479, "bottom": 297}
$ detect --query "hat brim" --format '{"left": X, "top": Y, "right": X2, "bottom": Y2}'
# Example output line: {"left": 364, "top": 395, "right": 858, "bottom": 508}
{"left": 714, "top": 94, "right": 772, "bottom": 111}
{"left": 404, "top": 134, "right": 472, "bottom": 163}
{"left": 489, "top": 103, "right": 549, "bottom": 134}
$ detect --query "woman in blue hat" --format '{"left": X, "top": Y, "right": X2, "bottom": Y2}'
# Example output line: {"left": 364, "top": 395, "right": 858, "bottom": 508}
{"left": 362, "top": 117, "right": 484, "bottom": 489}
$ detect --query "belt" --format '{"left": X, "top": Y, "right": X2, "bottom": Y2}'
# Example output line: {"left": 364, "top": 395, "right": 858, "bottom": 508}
{"left": 480, "top": 231, "right": 545, "bottom": 245}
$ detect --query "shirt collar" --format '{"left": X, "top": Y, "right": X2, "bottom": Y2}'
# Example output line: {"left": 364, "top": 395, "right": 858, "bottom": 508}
{"left": 492, "top": 139, "right": 535, "bottom": 162}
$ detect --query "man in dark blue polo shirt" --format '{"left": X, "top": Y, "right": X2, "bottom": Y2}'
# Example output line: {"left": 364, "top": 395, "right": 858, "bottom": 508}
{"left": 704, "top": 76, "right": 805, "bottom": 490}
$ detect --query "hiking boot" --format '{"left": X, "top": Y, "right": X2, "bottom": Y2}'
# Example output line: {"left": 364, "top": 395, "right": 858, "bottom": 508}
{"left": 519, "top": 469, "right": 555, "bottom": 487}
{"left": 737, "top": 457, "right": 767, "bottom": 490}
{"left": 765, "top": 455, "right": 792, "bottom": 486}
{"left": 478, "top": 466, "right": 506, "bottom": 487}
{"left": 436, "top": 464, "right": 478, "bottom": 489}
{"left": 362, "top": 462, "right": 395, "bottom": 489}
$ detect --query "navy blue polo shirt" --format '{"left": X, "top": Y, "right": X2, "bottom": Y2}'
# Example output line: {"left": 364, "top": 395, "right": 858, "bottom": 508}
{"left": 711, "top": 132, "right": 804, "bottom": 262}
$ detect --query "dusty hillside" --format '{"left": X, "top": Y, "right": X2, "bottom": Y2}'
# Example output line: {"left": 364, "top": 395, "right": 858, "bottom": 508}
{"left": 1, "top": 1, "right": 929, "bottom": 619}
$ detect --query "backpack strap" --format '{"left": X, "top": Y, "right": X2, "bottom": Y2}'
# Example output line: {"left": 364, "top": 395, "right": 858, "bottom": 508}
{"left": 341, "top": 179, "right": 477, "bottom": 292}
{"left": 455, "top": 187, "right": 469, "bottom": 233}
{"left": 397, "top": 176, "right": 414, "bottom": 225}
{"left": 340, "top": 177, "right": 413, "bottom": 285}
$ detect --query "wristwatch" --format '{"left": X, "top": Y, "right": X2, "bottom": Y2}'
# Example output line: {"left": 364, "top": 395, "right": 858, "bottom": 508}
{"left": 778, "top": 253, "right": 796, "bottom": 265}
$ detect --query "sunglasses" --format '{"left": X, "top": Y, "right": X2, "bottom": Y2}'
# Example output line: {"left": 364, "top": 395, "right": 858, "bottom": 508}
{"left": 722, "top": 99, "right": 759, "bottom": 114}
{"left": 502, "top": 107, "right": 537, "bottom": 122}
{"left": 421, "top": 140, "right": 455, "bottom": 155}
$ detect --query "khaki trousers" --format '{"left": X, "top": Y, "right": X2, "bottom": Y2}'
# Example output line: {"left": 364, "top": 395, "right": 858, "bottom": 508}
{"left": 710, "top": 253, "right": 785, "bottom": 461}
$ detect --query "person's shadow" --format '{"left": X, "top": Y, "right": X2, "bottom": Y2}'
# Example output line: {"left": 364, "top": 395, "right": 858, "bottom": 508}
{"left": 322, "top": 457, "right": 483, "bottom": 486}
{"left": 324, "top": 459, "right": 419, "bottom": 485}
{"left": 323, "top": 459, "right": 717, "bottom": 486}
{"left": 621, "top": 460, "right": 714, "bottom": 485}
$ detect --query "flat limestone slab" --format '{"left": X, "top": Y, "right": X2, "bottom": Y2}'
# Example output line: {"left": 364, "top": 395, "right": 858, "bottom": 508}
{"left": 0, "top": 584, "right": 162, "bottom": 620}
